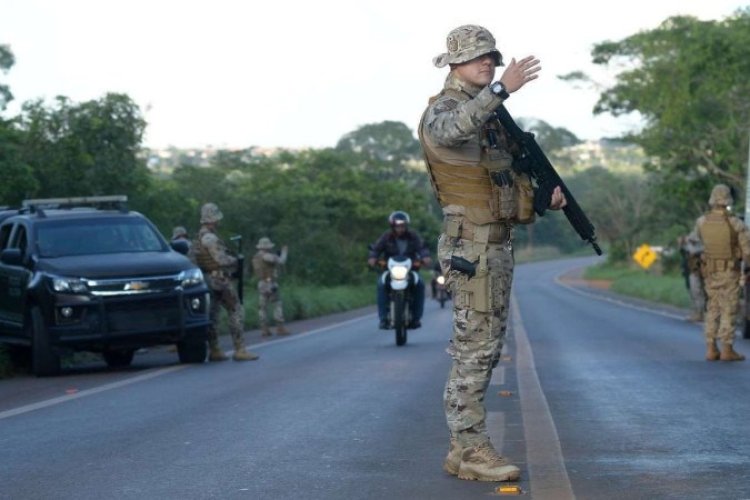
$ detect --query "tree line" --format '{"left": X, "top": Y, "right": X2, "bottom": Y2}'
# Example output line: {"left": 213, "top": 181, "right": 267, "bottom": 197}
{"left": 2, "top": 9, "right": 749, "bottom": 279}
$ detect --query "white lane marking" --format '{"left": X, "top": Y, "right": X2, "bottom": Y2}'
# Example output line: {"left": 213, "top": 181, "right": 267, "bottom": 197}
{"left": 554, "top": 270, "right": 686, "bottom": 321}
{"left": 1, "top": 313, "right": 377, "bottom": 421}
{"left": 0, "top": 365, "right": 186, "bottom": 420}
{"left": 512, "top": 293, "right": 575, "bottom": 500}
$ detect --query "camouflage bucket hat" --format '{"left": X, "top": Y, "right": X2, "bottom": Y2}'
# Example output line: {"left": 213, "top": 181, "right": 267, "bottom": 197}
{"left": 200, "top": 202, "right": 223, "bottom": 224}
{"left": 171, "top": 226, "right": 188, "bottom": 239}
{"left": 709, "top": 184, "right": 733, "bottom": 206}
{"left": 433, "top": 25, "right": 503, "bottom": 68}
{"left": 256, "top": 237, "right": 275, "bottom": 250}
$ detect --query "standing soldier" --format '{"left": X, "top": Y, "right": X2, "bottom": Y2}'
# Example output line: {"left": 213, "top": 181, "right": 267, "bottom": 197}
{"left": 193, "top": 203, "right": 259, "bottom": 362}
{"left": 419, "top": 25, "right": 567, "bottom": 482}
{"left": 171, "top": 226, "right": 191, "bottom": 250}
{"left": 694, "top": 184, "right": 750, "bottom": 361}
{"left": 252, "top": 237, "right": 289, "bottom": 336}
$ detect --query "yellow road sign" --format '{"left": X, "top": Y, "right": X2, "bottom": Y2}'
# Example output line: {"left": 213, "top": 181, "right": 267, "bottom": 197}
{"left": 633, "top": 244, "right": 657, "bottom": 269}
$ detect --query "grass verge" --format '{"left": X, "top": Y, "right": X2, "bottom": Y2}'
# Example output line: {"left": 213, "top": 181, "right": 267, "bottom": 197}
{"left": 583, "top": 261, "right": 691, "bottom": 309}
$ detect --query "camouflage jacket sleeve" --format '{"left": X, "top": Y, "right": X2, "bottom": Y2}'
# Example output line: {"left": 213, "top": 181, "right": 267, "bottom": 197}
{"left": 262, "top": 249, "right": 287, "bottom": 266}
{"left": 422, "top": 88, "right": 503, "bottom": 147}
{"left": 201, "top": 232, "right": 237, "bottom": 270}
{"left": 729, "top": 216, "right": 750, "bottom": 261}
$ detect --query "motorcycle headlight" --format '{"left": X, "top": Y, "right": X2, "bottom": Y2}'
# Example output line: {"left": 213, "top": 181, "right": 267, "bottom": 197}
{"left": 390, "top": 265, "right": 409, "bottom": 281}
{"left": 179, "top": 268, "right": 204, "bottom": 288}
{"left": 436, "top": 275, "right": 445, "bottom": 285}
{"left": 51, "top": 276, "right": 89, "bottom": 293}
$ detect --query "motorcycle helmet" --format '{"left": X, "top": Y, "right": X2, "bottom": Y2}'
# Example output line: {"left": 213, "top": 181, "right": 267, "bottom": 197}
{"left": 388, "top": 211, "right": 410, "bottom": 228}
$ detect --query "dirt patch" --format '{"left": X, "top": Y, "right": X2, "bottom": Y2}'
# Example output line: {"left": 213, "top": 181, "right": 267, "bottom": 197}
{"left": 558, "top": 276, "right": 613, "bottom": 290}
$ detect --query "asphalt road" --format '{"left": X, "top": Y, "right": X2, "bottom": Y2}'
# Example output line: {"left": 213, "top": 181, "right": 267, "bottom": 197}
{"left": 1, "top": 256, "right": 749, "bottom": 499}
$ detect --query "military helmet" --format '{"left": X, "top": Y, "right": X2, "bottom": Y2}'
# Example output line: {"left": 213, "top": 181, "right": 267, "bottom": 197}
{"left": 388, "top": 210, "right": 410, "bottom": 228}
{"left": 433, "top": 25, "right": 503, "bottom": 68}
{"left": 708, "top": 184, "right": 733, "bottom": 207}
{"left": 200, "top": 202, "right": 223, "bottom": 224}
{"left": 256, "top": 236, "right": 275, "bottom": 250}
{"left": 171, "top": 226, "right": 188, "bottom": 239}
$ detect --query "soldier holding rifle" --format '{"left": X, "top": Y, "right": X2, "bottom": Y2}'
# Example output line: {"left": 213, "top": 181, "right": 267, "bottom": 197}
{"left": 192, "top": 202, "right": 259, "bottom": 362}
{"left": 419, "top": 25, "right": 573, "bottom": 483}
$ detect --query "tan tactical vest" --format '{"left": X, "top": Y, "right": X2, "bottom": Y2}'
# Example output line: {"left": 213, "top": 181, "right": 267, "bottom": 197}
{"left": 192, "top": 231, "right": 220, "bottom": 272}
{"left": 418, "top": 88, "right": 535, "bottom": 226}
{"left": 252, "top": 252, "right": 275, "bottom": 281}
{"left": 699, "top": 210, "right": 738, "bottom": 262}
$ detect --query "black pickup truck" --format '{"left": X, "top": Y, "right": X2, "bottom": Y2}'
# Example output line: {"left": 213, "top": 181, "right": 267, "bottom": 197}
{"left": 0, "top": 196, "right": 210, "bottom": 376}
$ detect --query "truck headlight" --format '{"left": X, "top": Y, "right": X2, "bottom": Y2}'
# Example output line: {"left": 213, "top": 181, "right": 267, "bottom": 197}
{"left": 51, "top": 276, "right": 89, "bottom": 293}
{"left": 179, "top": 268, "right": 204, "bottom": 288}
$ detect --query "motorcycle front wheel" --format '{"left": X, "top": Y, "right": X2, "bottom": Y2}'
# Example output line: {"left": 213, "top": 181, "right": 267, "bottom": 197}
{"left": 393, "top": 292, "right": 408, "bottom": 346}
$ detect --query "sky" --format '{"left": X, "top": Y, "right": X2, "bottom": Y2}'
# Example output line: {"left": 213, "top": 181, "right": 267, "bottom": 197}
{"left": 1, "top": 0, "right": 746, "bottom": 150}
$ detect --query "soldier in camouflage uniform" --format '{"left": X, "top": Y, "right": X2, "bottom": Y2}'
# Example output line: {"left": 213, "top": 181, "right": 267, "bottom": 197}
{"left": 418, "top": 25, "right": 567, "bottom": 482}
{"left": 193, "top": 203, "right": 259, "bottom": 362}
{"left": 693, "top": 184, "right": 750, "bottom": 362}
{"left": 171, "top": 226, "right": 191, "bottom": 250}
{"left": 252, "top": 237, "right": 289, "bottom": 336}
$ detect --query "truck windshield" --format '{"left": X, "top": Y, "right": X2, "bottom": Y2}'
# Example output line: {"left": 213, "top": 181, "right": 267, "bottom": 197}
{"left": 35, "top": 217, "right": 167, "bottom": 257}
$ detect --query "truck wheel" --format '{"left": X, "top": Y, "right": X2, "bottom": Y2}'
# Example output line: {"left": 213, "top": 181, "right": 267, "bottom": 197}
{"left": 30, "top": 306, "right": 61, "bottom": 377}
{"left": 103, "top": 349, "right": 135, "bottom": 368}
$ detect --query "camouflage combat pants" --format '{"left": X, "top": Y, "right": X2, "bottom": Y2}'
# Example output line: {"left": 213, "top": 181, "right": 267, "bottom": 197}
{"left": 703, "top": 269, "right": 740, "bottom": 344}
{"left": 207, "top": 275, "right": 245, "bottom": 349}
{"left": 437, "top": 231, "right": 514, "bottom": 448}
{"left": 258, "top": 280, "right": 285, "bottom": 326}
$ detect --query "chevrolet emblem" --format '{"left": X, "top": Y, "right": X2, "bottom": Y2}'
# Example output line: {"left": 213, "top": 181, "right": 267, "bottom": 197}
{"left": 124, "top": 281, "right": 149, "bottom": 291}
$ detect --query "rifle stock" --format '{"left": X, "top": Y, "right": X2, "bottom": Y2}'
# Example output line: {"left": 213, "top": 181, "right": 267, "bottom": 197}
{"left": 494, "top": 105, "right": 603, "bottom": 256}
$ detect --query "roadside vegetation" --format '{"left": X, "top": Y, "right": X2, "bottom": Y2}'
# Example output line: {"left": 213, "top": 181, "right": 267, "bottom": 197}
{"left": 583, "top": 259, "right": 691, "bottom": 310}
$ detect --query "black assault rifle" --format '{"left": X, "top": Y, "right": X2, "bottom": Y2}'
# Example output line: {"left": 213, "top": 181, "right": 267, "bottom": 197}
{"left": 494, "top": 105, "right": 603, "bottom": 256}
{"left": 229, "top": 235, "right": 244, "bottom": 304}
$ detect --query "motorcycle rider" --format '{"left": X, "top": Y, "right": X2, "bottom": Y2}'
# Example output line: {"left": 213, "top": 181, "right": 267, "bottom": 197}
{"left": 367, "top": 211, "right": 432, "bottom": 329}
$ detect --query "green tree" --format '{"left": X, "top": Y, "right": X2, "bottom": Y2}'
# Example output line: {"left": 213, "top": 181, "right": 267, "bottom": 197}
{"left": 0, "top": 118, "right": 37, "bottom": 204}
{"left": 583, "top": 10, "right": 750, "bottom": 203}
{"left": 164, "top": 142, "right": 441, "bottom": 286}
{"left": 18, "top": 93, "right": 149, "bottom": 197}
{"left": 336, "top": 120, "right": 422, "bottom": 164}
{"left": 0, "top": 44, "right": 14, "bottom": 111}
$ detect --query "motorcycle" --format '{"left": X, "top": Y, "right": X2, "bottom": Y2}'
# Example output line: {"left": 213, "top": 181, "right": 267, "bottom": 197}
{"left": 379, "top": 256, "right": 421, "bottom": 346}
{"left": 432, "top": 273, "right": 450, "bottom": 309}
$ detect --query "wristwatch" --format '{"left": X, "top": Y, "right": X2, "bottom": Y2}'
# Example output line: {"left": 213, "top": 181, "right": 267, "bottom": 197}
{"left": 490, "top": 81, "right": 510, "bottom": 100}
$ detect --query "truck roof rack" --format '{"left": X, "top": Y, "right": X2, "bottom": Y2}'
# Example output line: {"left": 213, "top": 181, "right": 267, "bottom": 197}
{"left": 21, "top": 195, "right": 129, "bottom": 216}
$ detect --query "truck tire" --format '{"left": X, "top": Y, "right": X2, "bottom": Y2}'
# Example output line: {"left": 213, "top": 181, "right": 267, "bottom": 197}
{"left": 31, "top": 306, "right": 61, "bottom": 377}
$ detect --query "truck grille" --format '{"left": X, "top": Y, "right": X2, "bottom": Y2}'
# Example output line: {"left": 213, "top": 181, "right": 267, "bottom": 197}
{"left": 105, "top": 296, "right": 181, "bottom": 333}
{"left": 87, "top": 275, "right": 180, "bottom": 296}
